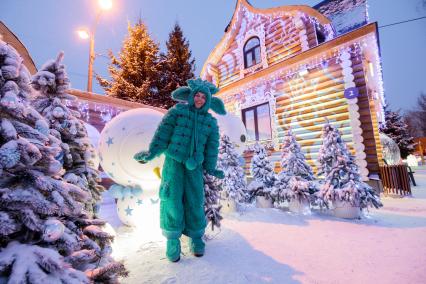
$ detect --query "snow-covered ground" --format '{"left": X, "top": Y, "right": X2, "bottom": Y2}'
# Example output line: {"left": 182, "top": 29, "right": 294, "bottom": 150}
{"left": 100, "top": 167, "right": 426, "bottom": 284}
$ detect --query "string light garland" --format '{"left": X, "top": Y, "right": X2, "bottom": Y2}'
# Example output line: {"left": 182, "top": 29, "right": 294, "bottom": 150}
{"left": 65, "top": 99, "right": 123, "bottom": 124}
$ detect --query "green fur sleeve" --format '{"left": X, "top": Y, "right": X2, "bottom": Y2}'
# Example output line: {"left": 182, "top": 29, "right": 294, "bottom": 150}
{"left": 203, "top": 119, "right": 220, "bottom": 173}
{"left": 147, "top": 107, "right": 178, "bottom": 159}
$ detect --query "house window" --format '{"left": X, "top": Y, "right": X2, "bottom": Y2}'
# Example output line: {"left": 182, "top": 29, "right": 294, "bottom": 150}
{"left": 242, "top": 103, "right": 272, "bottom": 141}
{"left": 316, "top": 27, "right": 326, "bottom": 45}
{"left": 243, "top": 37, "right": 261, "bottom": 68}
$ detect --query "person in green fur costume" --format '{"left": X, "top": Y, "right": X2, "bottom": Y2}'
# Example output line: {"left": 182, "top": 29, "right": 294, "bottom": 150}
{"left": 134, "top": 78, "right": 226, "bottom": 262}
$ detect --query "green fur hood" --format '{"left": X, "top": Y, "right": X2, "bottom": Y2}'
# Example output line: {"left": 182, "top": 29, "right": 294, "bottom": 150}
{"left": 171, "top": 78, "right": 226, "bottom": 115}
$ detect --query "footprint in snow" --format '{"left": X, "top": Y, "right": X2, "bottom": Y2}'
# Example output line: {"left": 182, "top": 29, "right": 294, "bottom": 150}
{"left": 161, "top": 276, "right": 177, "bottom": 284}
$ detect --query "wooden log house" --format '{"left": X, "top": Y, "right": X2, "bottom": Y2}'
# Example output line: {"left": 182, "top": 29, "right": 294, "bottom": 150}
{"left": 201, "top": 0, "right": 386, "bottom": 182}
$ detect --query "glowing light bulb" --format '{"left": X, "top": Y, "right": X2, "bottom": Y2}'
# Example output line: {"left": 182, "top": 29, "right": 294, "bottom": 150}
{"left": 99, "top": 0, "right": 112, "bottom": 10}
{"left": 77, "top": 29, "right": 90, "bottom": 40}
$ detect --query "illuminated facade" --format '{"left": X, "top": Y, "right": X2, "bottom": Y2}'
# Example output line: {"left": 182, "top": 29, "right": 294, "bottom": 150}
{"left": 201, "top": 0, "right": 385, "bottom": 180}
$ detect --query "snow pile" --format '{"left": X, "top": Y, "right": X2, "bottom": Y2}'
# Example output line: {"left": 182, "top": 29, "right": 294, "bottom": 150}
{"left": 100, "top": 168, "right": 426, "bottom": 283}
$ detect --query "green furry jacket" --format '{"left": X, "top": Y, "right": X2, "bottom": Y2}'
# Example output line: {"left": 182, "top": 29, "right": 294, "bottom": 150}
{"left": 147, "top": 103, "right": 220, "bottom": 172}
{"left": 134, "top": 79, "right": 226, "bottom": 178}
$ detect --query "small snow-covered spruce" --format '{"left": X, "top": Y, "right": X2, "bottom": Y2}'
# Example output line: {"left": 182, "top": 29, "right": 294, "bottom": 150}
{"left": 280, "top": 129, "right": 315, "bottom": 180}
{"left": 247, "top": 142, "right": 276, "bottom": 202}
{"left": 31, "top": 52, "right": 104, "bottom": 217}
{"left": 217, "top": 135, "right": 247, "bottom": 203}
{"left": 203, "top": 172, "right": 223, "bottom": 230}
{"left": 0, "top": 42, "right": 127, "bottom": 283}
{"left": 271, "top": 129, "right": 317, "bottom": 205}
{"left": 317, "top": 122, "right": 382, "bottom": 210}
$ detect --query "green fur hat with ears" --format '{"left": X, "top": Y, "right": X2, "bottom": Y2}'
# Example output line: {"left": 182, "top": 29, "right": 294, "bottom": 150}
{"left": 171, "top": 78, "right": 226, "bottom": 115}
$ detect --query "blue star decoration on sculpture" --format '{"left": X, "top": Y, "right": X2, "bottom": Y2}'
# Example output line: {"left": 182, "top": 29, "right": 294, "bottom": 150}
{"left": 106, "top": 137, "right": 114, "bottom": 147}
{"left": 137, "top": 199, "right": 143, "bottom": 206}
{"left": 125, "top": 206, "right": 133, "bottom": 216}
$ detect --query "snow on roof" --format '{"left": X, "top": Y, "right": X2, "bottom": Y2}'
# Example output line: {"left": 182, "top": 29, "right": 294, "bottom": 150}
{"left": 313, "top": 0, "right": 368, "bottom": 35}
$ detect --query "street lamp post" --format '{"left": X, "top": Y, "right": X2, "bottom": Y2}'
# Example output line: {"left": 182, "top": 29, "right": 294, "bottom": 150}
{"left": 87, "top": 13, "right": 101, "bottom": 93}
{"left": 78, "top": 0, "right": 112, "bottom": 93}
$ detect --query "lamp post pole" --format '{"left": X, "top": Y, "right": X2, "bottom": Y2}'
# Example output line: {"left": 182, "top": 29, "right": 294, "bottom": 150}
{"left": 87, "top": 13, "right": 101, "bottom": 93}
{"left": 78, "top": 0, "right": 112, "bottom": 93}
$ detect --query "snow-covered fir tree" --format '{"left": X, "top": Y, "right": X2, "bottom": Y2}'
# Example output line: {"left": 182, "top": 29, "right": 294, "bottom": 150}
{"left": 203, "top": 172, "right": 222, "bottom": 230}
{"left": 0, "top": 41, "right": 127, "bottom": 283}
{"left": 379, "top": 108, "right": 416, "bottom": 159}
{"left": 247, "top": 142, "right": 276, "bottom": 202}
{"left": 272, "top": 129, "right": 317, "bottom": 204}
{"left": 280, "top": 129, "right": 315, "bottom": 180}
{"left": 217, "top": 135, "right": 247, "bottom": 203}
{"left": 317, "top": 122, "right": 382, "bottom": 210}
{"left": 97, "top": 19, "right": 162, "bottom": 107}
{"left": 317, "top": 121, "right": 347, "bottom": 177}
{"left": 32, "top": 52, "right": 103, "bottom": 217}
{"left": 158, "top": 22, "right": 195, "bottom": 109}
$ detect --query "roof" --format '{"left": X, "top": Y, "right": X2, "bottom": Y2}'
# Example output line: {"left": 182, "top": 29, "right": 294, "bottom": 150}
{"left": 313, "top": 0, "right": 368, "bottom": 35}
{"left": 67, "top": 89, "right": 167, "bottom": 113}
{"left": 0, "top": 21, "right": 37, "bottom": 74}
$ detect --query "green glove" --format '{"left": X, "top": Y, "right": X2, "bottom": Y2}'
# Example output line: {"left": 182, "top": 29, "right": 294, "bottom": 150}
{"left": 207, "top": 169, "right": 225, "bottom": 179}
{"left": 133, "top": 151, "right": 155, "bottom": 164}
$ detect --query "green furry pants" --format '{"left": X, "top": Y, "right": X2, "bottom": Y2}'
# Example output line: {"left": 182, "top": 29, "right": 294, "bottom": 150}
{"left": 159, "top": 156, "right": 206, "bottom": 239}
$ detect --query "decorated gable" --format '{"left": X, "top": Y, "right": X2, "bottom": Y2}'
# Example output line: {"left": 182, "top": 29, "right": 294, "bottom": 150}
{"left": 202, "top": 0, "right": 335, "bottom": 88}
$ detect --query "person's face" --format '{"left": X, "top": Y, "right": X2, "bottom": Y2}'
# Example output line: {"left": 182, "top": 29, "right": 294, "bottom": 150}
{"left": 194, "top": 92, "right": 206, "bottom": 109}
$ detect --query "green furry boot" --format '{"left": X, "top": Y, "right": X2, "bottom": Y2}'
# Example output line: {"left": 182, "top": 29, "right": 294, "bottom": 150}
{"left": 166, "top": 239, "right": 181, "bottom": 262}
{"left": 189, "top": 237, "right": 205, "bottom": 257}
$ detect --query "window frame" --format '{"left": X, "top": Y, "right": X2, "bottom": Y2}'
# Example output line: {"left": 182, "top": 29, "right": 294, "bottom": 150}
{"left": 243, "top": 37, "right": 261, "bottom": 69}
{"left": 241, "top": 102, "right": 272, "bottom": 141}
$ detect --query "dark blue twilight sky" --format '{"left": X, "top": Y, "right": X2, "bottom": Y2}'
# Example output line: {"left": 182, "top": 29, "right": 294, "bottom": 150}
{"left": 1, "top": 0, "right": 425, "bottom": 111}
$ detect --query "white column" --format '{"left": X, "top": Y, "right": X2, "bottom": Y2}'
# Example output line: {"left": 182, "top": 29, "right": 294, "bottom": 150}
{"left": 340, "top": 49, "right": 369, "bottom": 181}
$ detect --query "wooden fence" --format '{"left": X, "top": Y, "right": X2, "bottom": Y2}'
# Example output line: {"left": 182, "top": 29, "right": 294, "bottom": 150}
{"left": 379, "top": 165, "right": 411, "bottom": 196}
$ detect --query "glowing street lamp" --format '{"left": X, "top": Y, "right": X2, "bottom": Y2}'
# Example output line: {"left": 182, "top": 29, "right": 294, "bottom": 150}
{"left": 99, "top": 0, "right": 113, "bottom": 10}
{"left": 77, "top": 0, "right": 112, "bottom": 93}
{"left": 77, "top": 29, "right": 90, "bottom": 40}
